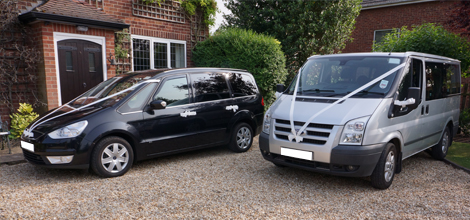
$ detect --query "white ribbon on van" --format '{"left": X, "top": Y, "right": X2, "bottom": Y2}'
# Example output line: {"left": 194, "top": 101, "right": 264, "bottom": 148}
{"left": 24, "top": 79, "right": 161, "bottom": 138}
{"left": 288, "top": 63, "right": 406, "bottom": 143}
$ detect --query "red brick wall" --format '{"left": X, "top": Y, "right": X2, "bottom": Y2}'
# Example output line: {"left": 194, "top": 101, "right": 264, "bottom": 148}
{"left": 343, "top": 1, "right": 456, "bottom": 53}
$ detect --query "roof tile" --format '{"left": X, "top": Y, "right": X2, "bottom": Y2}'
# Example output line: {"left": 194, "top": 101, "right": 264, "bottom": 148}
{"left": 34, "top": 0, "right": 125, "bottom": 25}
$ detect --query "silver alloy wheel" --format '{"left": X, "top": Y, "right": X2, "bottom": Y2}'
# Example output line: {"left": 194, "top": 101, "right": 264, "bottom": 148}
{"left": 441, "top": 130, "right": 449, "bottom": 154}
{"left": 101, "top": 143, "right": 129, "bottom": 173}
{"left": 384, "top": 151, "right": 395, "bottom": 182}
{"left": 237, "top": 126, "right": 252, "bottom": 149}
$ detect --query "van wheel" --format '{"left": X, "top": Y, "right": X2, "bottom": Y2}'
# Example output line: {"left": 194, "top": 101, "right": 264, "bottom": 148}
{"left": 431, "top": 127, "right": 450, "bottom": 160}
{"left": 229, "top": 123, "right": 253, "bottom": 153}
{"left": 371, "top": 143, "right": 397, "bottom": 190}
{"left": 91, "top": 136, "right": 134, "bottom": 178}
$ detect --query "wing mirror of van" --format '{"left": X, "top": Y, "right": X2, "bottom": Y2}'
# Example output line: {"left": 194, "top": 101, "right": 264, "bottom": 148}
{"left": 275, "top": 84, "right": 285, "bottom": 98}
{"left": 149, "top": 100, "right": 167, "bottom": 110}
{"left": 394, "top": 87, "right": 420, "bottom": 108}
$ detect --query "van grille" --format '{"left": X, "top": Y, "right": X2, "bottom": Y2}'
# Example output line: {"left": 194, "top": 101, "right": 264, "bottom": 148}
{"left": 274, "top": 119, "right": 333, "bottom": 145}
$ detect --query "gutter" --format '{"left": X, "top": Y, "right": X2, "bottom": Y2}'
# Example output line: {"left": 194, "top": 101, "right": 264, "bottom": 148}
{"left": 362, "top": 0, "right": 437, "bottom": 10}
{"left": 18, "top": 11, "right": 130, "bottom": 30}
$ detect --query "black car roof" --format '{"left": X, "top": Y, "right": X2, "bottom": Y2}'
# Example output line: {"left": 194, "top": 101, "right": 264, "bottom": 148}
{"left": 129, "top": 68, "right": 250, "bottom": 79}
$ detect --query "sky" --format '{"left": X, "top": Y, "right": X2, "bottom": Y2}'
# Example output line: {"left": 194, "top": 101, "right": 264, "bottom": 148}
{"left": 210, "top": 0, "right": 231, "bottom": 33}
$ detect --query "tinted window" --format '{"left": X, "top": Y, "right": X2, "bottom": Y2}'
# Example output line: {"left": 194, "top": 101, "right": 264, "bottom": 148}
{"left": 119, "top": 84, "right": 156, "bottom": 113}
{"left": 191, "top": 73, "right": 230, "bottom": 102}
{"left": 154, "top": 77, "right": 189, "bottom": 107}
{"left": 425, "top": 62, "right": 460, "bottom": 100}
{"left": 229, "top": 73, "right": 257, "bottom": 97}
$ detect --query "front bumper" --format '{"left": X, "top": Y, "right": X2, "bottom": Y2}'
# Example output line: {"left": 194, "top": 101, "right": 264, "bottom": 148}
{"left": 259, "top": 132, "right": 386, "bottom": 177}
{"left": 21, "top": 136, "right": 91, "bottom": 169}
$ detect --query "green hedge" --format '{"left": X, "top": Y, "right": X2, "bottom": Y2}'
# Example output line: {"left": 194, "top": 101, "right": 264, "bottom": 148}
{"left": 192, "top": 28, "right": 287, "bottom": 108}
{"left": 373, "top": 23, "right": 470, "bottom": 77}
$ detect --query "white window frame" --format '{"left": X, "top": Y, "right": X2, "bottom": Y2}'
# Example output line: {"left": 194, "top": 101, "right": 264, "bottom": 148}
{"left": 373, "top": 29, "right": 396, "bottom": 45}
{"left": 53, "top": 32, "right": 107, "bottom": 106}
{"left": 131, "top": 35, "right": 187, "bottom": 70}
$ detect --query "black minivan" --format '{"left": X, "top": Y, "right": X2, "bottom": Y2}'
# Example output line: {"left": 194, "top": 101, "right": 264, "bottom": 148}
{"left": 20, "top": 68, "right": 264, "bottom": 177}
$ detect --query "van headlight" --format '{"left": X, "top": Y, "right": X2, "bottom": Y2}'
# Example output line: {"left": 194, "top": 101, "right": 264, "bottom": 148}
{"left": 262, "top": 109, "right": 272, "bottom": 134}
{"left": 340, "top": 117, "right": 369, "bottom": 145}
{"left": 48, "top": 120, "right": 88, "bottom": 139}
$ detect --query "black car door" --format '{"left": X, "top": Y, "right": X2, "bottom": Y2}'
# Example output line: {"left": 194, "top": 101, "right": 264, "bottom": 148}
{"left": 188, "top": 72, "right": 235, "bottom": 145}
{"left": 140, "top": 75, "right": 198, "bottom": 156}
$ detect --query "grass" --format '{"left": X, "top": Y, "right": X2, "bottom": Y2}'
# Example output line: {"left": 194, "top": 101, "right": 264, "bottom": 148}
{"left": 447, "top": 142, "right": 470, "bottom": 169}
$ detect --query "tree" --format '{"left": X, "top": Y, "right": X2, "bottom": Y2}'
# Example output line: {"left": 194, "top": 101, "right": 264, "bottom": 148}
{"left": 373, "top": 23, "right": 470, "bottom": 77}
{"left": 447, "top": 1, "right": 470, "bottom": 36}
{"left": 192, "top": 28, "right": 288, "bottom": 107}
{"left": 223, "top": 0, "right": 362, "bottom": 83}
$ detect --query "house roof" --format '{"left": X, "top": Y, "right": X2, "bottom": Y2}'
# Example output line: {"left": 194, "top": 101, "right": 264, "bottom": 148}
{"left": 19, "top": 0, "right": 129, "bottom": 30}
{"left": 362, "top": 0, "right": 437, "bottom": 10}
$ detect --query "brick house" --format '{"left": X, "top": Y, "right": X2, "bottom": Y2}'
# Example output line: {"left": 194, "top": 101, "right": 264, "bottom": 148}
{"left": 0, "top": 0, "right": 205, "bottom": 122}
{"left": 343, "top": 0, "right": 456, "bottom": 53}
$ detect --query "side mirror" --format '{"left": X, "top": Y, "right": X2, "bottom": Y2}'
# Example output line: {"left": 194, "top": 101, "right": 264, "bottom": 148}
{"left": 275, "top": 84, "right": 285, "bottom": 99}
{"left": 276, "top": 84, "right": 285, "bottom": 93}
{"left": 149, "top": 100, "right": 167, "bottom": 110}
{"left": 394, "top": 87, "right": 420, "bottom": 108}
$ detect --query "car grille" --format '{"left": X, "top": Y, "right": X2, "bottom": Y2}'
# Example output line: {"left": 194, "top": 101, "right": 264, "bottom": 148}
{"left": 23, "top": 150, "right": 46, "bottom": 165}
{"left": 274, "top": 119, "right": 333, "bottom": 145}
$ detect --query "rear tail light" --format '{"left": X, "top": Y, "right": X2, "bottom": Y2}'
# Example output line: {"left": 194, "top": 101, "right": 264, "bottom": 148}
{"left": 261, "top": 97, "right": 265, "bottom": 106}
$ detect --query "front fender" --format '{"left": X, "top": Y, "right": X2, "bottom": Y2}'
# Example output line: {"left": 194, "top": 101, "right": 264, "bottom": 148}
{"left": 82, "top": 121, "right": 140, "bottom": 152}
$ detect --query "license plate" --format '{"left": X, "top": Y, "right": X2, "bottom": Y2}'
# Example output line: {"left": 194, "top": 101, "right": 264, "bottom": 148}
{"left": 281, "top": 147, "right": 313, "bottom": 160}
{"left": 21, "top": 141, "right": 34, "bottom": 152}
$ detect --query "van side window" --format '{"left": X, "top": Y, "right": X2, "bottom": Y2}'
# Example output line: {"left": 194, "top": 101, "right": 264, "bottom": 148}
{"left": 397, "top": 59, "right": 423, "bottom": 102}
{"left": 229, "top": 73, "right": 257, "bottom": 97}
{"left": 425, "top": 62, "right": 459, "bottom": 100}
{"left": 191, "top": 73, "right": 230, "bottom": 102}
{"left": 153, "top": 76, "right": 190, "bottom": 107}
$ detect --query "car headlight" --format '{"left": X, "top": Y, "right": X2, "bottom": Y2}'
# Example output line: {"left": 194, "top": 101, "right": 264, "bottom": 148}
{"left": 48, "top": 120, "right": 88, "bottom": 139}
{"left": 263, "top": 109, "right": 272, "bottom": 134}
{"left": 340, "top": 117, "right": 369, "bottom": 145}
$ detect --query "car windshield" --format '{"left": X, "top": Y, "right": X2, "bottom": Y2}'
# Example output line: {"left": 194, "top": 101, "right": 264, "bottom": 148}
{"left": 287, "top": 56, "right": 404, "bottom": 98}
{"left": 69, "top": 72, "right": 157, "bottom": 107}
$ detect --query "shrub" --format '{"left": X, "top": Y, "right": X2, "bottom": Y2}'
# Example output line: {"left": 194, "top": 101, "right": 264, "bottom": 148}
{"left": 9, "top": 103, "right": 39, "bottom": 139}
{"left": 192, "top": 27, "right": 288, "bottom": 108}
{"left": 373, "top": 23, "right": 470, "bottom": 77}
{"left": 460, "top": 108, "right": 470, "bottom": 136}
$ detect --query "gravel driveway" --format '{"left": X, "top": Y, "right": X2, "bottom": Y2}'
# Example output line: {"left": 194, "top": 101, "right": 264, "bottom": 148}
{"left": 1, "top": 136, "right": 470, "bottom": 219}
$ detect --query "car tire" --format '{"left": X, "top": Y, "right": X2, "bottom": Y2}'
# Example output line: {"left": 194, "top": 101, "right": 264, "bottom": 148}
{"left": 273, "top": 162, "right": 285, "bottom": 167}
{"left": 431, "top": 127, "right": 450, "bottom": 160}
{"left": 91, "top": 136, "right": 134, "bottom": 178}
{"left": 229, "top": 122, "right": 253, "bottom": 153}
{"left": 371, "top": 143, "right": 397, "bottom": 190}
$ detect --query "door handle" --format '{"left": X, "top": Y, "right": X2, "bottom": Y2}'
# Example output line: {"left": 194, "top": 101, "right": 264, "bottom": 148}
{"left": 225, "top": 105, "right": 239, "bottom": 112}
{"left": 180, "top": 110, "right": 196, "bottom": 117}
{"left": 426, "top": 105, "right": 429, "bottom": 114}
{"left": 83, "top": 82, "right": 87, "bottom": 88}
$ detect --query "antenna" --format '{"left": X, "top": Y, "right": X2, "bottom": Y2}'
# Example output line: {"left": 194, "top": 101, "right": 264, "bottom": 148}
{"left": 389, "top": 29, "right": 401, "bottom": 55}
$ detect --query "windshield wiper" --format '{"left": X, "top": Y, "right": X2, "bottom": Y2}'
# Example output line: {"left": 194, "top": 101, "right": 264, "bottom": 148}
{"left": 301, "top": 89, "right": 335, "bottom": 93}
{"left": 344, "top": 90, "right": 386, "bottom": 96}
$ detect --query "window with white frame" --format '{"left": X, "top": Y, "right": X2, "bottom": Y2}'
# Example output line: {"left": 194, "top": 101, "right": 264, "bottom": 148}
{"left": 132, "top": 36, "right": 186, "bottom": 71}
{"left": 374, "top": 29, "right": 397, "bottom": 45}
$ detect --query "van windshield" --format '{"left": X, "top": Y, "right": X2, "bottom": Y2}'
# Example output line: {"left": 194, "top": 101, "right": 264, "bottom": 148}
{"left": 70, "top": 72, "right": 157, "bottom": 108}
{"left": 287, "top": 56, "right": 404, "bottom": 98}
